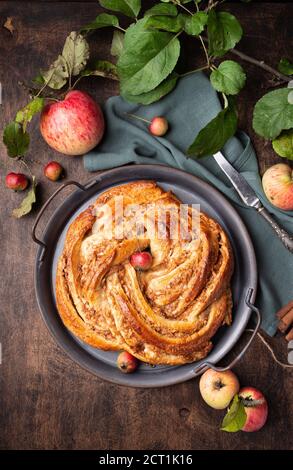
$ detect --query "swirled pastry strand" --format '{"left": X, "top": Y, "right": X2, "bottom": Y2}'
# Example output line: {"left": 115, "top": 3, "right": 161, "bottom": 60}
{"left": 56, "top": 181, "right": 234, "bottom": 365}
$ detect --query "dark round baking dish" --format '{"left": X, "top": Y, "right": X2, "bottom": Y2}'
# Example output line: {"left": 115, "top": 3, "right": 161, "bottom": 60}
{"left": 33, "top": 164, "right": 260, "bottom": 387}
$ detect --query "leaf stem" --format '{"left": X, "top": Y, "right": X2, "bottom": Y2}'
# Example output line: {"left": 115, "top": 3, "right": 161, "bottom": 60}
{"left": 180, "top": 65, "right": 210, "bottom": 77}
{"left": 46, "top": 97, "right": 61, "bottom": 103}
{"left": 222, "top": 93, "right": 228, "bottom": 108}
{"left": 207, "top": 0, "right": 226, "bottom": 11}
{"left": 116, "top": 25, "right": 126, "bottom": 33}
{"left": 175, "top": 1, "right": 193, "bottom": 16}
{"left": 35, "top": 77, "right": 50, "bottom": 98}
{"left": 71, "top": 75, "right": 83, "bottom": 90}
{"left": 18, "top": 157, "right": 33, "bottom": 177}
{"left": 199, "top": 35, "right": 210, "bottom": 67}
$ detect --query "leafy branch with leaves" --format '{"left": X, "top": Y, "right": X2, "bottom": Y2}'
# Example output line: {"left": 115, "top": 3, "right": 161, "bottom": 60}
{"left": 3, "top": 30, "right": 118, "bottom": 216}
{"left": 3, "top": 0, "right": 293, "bottom": 216}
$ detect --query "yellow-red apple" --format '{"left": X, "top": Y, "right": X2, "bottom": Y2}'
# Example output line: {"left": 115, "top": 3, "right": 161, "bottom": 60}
{"left": 262, "top": 163, "right": 293, "bottom": 211}
{"left": 239, "top": 387, "right": 268, "bottom": 432}
{"left": 199, "top": 369, "right": 240, "bottom": 410}
{"left": 40, "top": 90, "right": 105, "bottom": 156}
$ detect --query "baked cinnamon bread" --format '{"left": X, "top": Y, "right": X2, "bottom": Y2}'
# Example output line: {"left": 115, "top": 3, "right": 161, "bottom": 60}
{"left": 56, "top": 181, "right": 234, "bottom": 365}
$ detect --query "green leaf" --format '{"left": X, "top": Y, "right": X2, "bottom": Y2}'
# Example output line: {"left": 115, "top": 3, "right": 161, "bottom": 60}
{"left": 12, "top": 176, "right": 37, "bottom": 218}
{"left": 184, "top": 12, "right": 208, "bottom": 36}
{"left": 41, "top": 32, "right": 90, "bottom": 89}
{"left": 80, "top": 13, "right": 119, "bottom": 35}
{"left": 42, "top": 55, "right": 68, "bottom": 90}
{"left": 145, "top": 3, "right": 177, "bottom": 17}
{"left": 145, "top": 14, "right": 185, "bottom": 33}
{"left": 99, "top": 0, "right": 141, "bottom": 18}
{"left": 221, "top": 395, "right": 247, "bottom": 433}
{"left": 82, "top": 60, "right": 118, "bottom": 80}
{"left": 111, "top": 30, "right": 124, "bottom": 57}
{"left": 117, "top": 19, "right": 180, "bottom": 95}
{"left": 208, "top": 10, "right": 243, "bottom": 57}
{"left": 210, "top": 60, "right": 246, "bottom": 95}
{"left": 253, "top": 88, "right": 293, "bottom": 140}
{"left": 3, "top": 122, "right": 30, "bottom": 158}
{"left": 62, "top": 31, "right": 90, "bottom": 76}
{"left": 122, "top": 73, "right": 178, "bottom": 105}
{"left": 187, "top": 102, "right": 237, "bottom": 158}
{"left": 15, "top": 97, "right": 44, "bottom": 131}
{"left": 278, "top": 58, "right": 293, "bottom": 76}
{"left": 32, "top": 74, "right": 45, "bottom": 85}
{"left": 161, "top": 0, "right": 195, "bottom": 3}
{"left": 272, "top": 129, "right": 293, "bottom": 159}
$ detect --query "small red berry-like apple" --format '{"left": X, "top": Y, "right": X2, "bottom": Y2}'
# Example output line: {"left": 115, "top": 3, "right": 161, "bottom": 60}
{"left": 199, "top": 369, "right": 240, "bottom": 410}
{"left": 130, "top": 251, "right": 153, "bottom": 271}
{"left": 44, "top": 161, "right": 63, "bottom": 181}
{"left": 239, "top": 387, "right": 268, "bottom": 432}
{"left": 5, "top": 172, "right": 28, "bottom": 191}
{"left": 117, "top": 351, "right": 138, "bottom": 374}
{"left": 149, "top": 116, "right": 169, "bottom": 136}
{"left": 262, "top": 163, "right": 293, "bottom": 211}
{"left": 40, "top": 90, "right": 105, "bottom": 156}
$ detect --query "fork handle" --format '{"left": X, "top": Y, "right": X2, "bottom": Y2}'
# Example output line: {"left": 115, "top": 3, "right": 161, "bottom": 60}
{"left": 257, "top": 206, "right": 293, "bottom": 253}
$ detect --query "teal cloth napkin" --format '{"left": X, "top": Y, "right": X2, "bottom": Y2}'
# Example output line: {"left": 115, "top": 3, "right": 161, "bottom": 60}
{"left": 84, "top": 73, "right": 293, "bottom": 336}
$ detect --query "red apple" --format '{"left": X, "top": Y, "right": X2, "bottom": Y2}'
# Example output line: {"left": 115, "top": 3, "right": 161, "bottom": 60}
{"left": 199, "top": 369, "right": 240, "bottom": 410}
{"left": 40, "top": 90, "right": 105, "bottom": 156}
{"left": 130, "top": 251, "right": 152, "bottom": 271}
{"left": 149, "top": 116, "right": 169, "bottom": 136}
{"left": 44, "top": 161, "right": 63, "bottom": 181}
{"left": 262, "top": 163, "right": 293, "bottom": 211}
{"left": 5, "top": 172, "right": 28, "bottom": 191}
{"left": 117, "top": 351, "right": 138, "bottom": 374}
{"left": 239, "top": 387, "right": 268, "bottom": 432}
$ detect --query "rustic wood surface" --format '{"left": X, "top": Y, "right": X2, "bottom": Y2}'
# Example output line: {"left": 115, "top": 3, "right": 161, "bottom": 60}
{"left": 0, "top": 1, "right": 292, "bottom": 451}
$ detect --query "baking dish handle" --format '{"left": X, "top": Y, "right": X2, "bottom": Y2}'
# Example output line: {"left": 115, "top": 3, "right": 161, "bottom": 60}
{"left": 32, "top": 180, "right": 86, "bottom": 251}
{"left": 192, "top": 288, "right": 261, "bottom": 377}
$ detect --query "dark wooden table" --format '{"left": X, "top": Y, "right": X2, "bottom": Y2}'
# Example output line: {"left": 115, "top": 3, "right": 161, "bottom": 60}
{"left": 0, "top": 1, "right": 292, "bottom": 451}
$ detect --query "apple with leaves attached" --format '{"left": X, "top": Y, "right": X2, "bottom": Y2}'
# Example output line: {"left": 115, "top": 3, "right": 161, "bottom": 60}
{"left": 239, "top": 387, "right": 268, "bottom": 432}
{"left": 40, "top": 90, "right": 105, "bottom": 156}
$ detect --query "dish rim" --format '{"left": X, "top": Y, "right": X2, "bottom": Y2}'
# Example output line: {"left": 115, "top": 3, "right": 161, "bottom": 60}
{"left": 34, "top": 164, "right": 257, "bottom": 388}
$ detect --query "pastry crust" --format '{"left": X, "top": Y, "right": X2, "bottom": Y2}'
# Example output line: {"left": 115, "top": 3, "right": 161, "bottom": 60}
{"left": 56, "top": 181, "right": 234, "bottom": 365}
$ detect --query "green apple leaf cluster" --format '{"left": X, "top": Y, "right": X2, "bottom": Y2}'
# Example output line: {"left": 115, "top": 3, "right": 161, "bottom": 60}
{"left": 2, "top": 0, "right": 293, "bottom": 219}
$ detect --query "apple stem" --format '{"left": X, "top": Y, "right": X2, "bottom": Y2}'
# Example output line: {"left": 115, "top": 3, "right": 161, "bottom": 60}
{"left": 240, "top": 397, "right": 265, "bottom": 408}
{"left": 18, "top": 157, "right": 33, "bottom": 178}
{"left": 125, "top": 113, "right": 151, "bottom": 125}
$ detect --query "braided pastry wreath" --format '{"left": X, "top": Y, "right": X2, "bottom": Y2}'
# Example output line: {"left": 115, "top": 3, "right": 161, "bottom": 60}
{"left": 56, "top": 181, "right": 234, "bottom": 365}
